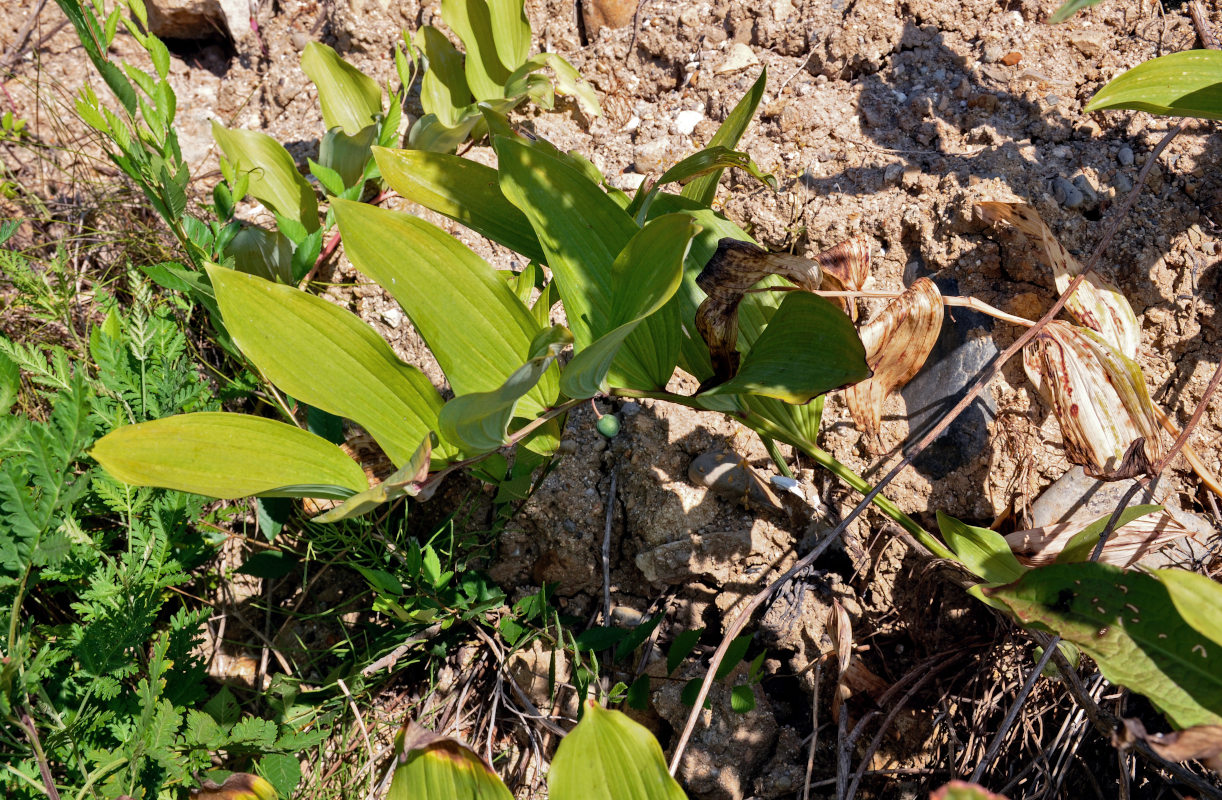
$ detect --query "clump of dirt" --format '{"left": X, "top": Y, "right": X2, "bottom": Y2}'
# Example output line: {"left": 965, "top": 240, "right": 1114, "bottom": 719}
{"left": 6, "top": 0, "right": 1220, "bottom": 796}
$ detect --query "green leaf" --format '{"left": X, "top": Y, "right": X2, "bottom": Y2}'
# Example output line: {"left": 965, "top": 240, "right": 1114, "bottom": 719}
{"left": 333, "top": 198, "right": 554, "bottom": 417}
{"left": 681, "top": 69, "right": 766, "bottom": 207}
{"left": 1054, "top": 504, "right": 1163, "bottom": 564}
{"left": 373, "top": 146, "right": 546, "bottom": 263}
{"left": 90, "top": 412, "right": 368, "bottom": 499}
{"left": 1155, "top": 569, "right": 1222, "bottom": 651}
{"left": 505, "top": 53, "right": 602, "bottom": 117}
{"left": 614, "top": 613, "right": 665, "bottom": 663}
{"left": 986, "top": 562, "right": 1222, "bottom": 729}
{"left": 0, "top": 349, "right": 17, "bottom": 413}
{"left": 415, "top": 25, "right": 475, "bottom": 127}
{"left": 714, "top": 635, "right": 752, "bottom": 681}
{"left": 667, "top": 628, "right": 704, "bottom": 674}
{"left": 258, "top": 753, "right": 302, "bottom": 799}
{"left": 496, "top": 137, "right": 672, "bottom": 389}
{"left": 438, "top": 326, "right": 571, "bottom": 454}
{"left": 631, "top": 146, "right": 776, "bottom": 221}
{"left": 1049, "top": 0, "right": 1102, "bottom": 23}
{"left": 300, "top": 42, "right": 383, "bottom": 136}
{"left": 549, "top": 702, "right": 688, "bottom": 800}
{"left": 937, "top": 511, "right": 1026, "bottom": 585}
{"left": 440, "top": 0, "right": 525, "bottom": 101}
{"left": 931, "top": 782, "right": 1012, "bottom": 800}
{"left": 318, "top": 124, "right": 377, "bottom": 189}
{"left": 729, "top": 684, "right": 756, "bottom": 713}
{"left": 312, "top": 434, "right": 434, "bottom": 523}
{"left": 389, "top": 725, "right": 513, "bottom": 800}
{"left": 1084, "top": 50, "right": 1222, "bottom": 121}
{"left": 236, "top": 550, "right": 298, "bottom": 579}
{"left": 225, "top": 225, "right": 293, "bottom": 283}
{"left": 207, "top": 265, "right": 450, "bottom": 466}
{"left": 560, "top": 214, "right": 697, "bottom": 398}
{"left": 701, "top": 292, "right": 869, "bottom": 403}
{"left": 212, "top": 122, "right": 319, "bottom": 232}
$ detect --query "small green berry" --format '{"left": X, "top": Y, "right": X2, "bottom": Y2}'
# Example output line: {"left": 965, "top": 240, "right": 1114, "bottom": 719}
{"left": 596, "top": 414, "right": 621, "bottom": 438}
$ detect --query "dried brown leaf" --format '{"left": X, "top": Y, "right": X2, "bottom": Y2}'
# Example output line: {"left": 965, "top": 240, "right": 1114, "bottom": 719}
{"left": 1023, "top": 321, "right": 1162, "bottom": 478}
{"left": 1004, "top": 509, "right": 1196, "bottom": 568}
{"left": 977, "top": 201, "right": 1139, "bottom": 358}
{"left": 813, "top": 235, "right": 871, "bottom": 320}
{"left": 694, "top": 238, "right": 824, "bottom": 388}
{"left": 843, "top": 277, "right": 944, "bottom": 451}
{"left": 829, "top": 599, "right": 853, "bottom": 721}
{"left": 1115, "top": 718, "right": 1222, "bottom": 772}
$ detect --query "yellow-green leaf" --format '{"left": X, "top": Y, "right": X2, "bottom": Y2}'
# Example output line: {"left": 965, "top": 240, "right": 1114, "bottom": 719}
{"left": 207, "top": 265, "right": 450, "bottom": 466}
{"left": 212, "top": 122, "right": 319, "bottom": 232}
{"left": 549, "top": 702, "right": 688, "bottom": 800}
{"left": 91, "top": 413, "right": 367, "bottom": 500}
{"left": 389, "top": 724, "right": 512, "bottom": 800}
{"left": 300, "top": 41, "right": 382, "bottom": 136}
{"left": 1085, "top": 49, "right": 1222, "bottom": 121}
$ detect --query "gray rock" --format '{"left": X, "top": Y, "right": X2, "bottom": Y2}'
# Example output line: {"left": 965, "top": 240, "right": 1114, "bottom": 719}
{"left": 1113, "top": 173, "right": 1133, "bottom": 194}
{"left": 1117, "top": 145, "right": 1135, "bottom": 166}
{"left": 900, "top": 276, "right": 998, "bottom": 480}
{"left": 1030, "top": 466, "right": 1167, "bottom": 528}
{"left": 1052, "top": 176, "right": 1084, "bottom": 208}
{"left": 1071, "top": 173, "right": 1098, "bottom": 207}
{"left": 688, "top": 450, "right": 779, "bottom": 508}
{"left": 982, "top": 44, "right": 1005, "bottom": 63}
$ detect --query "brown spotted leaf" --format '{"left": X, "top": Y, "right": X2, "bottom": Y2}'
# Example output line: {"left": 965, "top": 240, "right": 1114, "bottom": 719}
{"left": 814, "top": 235, "right": 871, "bottom": 321}
{"left": 1116, "top": 718, "right": 1222, "bottom": 772}
{"left": 977, "top": 201, "right": 1139, "bottom": 358}
{"left": 1004, "top": 505, "right": 1197, "bottom": 568}
{"left": 843, "top": 277, "right": 944, "bottom": 450}
{"left": 694, "top": 238, "right": 823, "bottom": 387}
{"left": 1023, "top": 321, "right": 1162, "bottom": 479}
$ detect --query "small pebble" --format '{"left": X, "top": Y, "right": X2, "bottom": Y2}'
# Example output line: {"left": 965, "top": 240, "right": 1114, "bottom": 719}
{"left": 1000, "top": 51, "right": 1023, "bottom": 66}
{"left": 982, "top": 44, "right": 1004, "bottom": 63}
{"left": 674, "top": 109, "right": 704, "bottom": 135}
{"left": 620, "top": 401, "right": 642, "bottom": 417}
{"left": 884, "top": 162, "right": 904, "bottom": 184}
{"left": 1071, "top": 174, "right": 1098, "bottom": 206}
{"left": 1113, "top": 173, "right": 1132, "bottom": 193}
{"left": 1052, "top": 176, "right": 1084, "bottom": 208}
{"left": 1117, "top": 145, "right": 1135, "bottom": 166}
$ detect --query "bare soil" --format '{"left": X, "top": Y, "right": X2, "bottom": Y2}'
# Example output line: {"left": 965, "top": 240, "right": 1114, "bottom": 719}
{"left": 4, "top": 0, "right": 1221, "bottom": 796}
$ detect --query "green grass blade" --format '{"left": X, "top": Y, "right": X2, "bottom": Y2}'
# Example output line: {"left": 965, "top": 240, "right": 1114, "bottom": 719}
{"left": 681, "top": 68, "right": 766, "bottom": 207}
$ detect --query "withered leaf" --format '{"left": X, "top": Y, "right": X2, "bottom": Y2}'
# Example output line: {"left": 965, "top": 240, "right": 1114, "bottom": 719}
{"left": 1115, "top": 718, "right": 1222, "bottom": 772}
{"left": 977, "top": 202, "right": 1140, "bottom": 358}
{"left": 1023, "top": 321, "right": 1162, "bottom": 479}
{"left": 843, "top": 277, "right": 944, "bottom": 451}
{"left": 190, "top": 773, "right": 277, "bottom": 800}
{"left": 1004, "top": 509, "right": 1196, "bottom": 569}
{"left": 813, "top": 235, "right": 871, "bottom": 321}
{"left": 694, "top": 239, "right": 824, "bottom": 389}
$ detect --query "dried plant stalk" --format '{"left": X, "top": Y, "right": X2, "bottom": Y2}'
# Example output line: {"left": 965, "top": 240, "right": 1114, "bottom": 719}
{"left": 843, "top": 278, "right": 944, "bottom": 451}
{"left": 1004, "top": 509, "right": 1196, "bottom": 568}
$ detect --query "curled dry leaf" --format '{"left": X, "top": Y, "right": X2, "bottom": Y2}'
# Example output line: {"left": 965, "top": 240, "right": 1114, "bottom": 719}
{"left": 977, "top": 201, "right": 1139, "bottom": 357}
{"left": 1115, "top": 718, "right": 1222, "bottom": 772}
{"left": 843, "top": 277, "right": 944, "bottom": 451}
{"left": 812, "top": 235, "right": 871, "bottom": 321}
{"left": 1004, "top": 509, "right": 1197, "bottom": 568}
{"left": 1023, "top": 321, "right": 1163, "bottom": 479}
{"left": 694, "top": 238, "right": 824, "bottom": 388}
{"left": 829, "top": 598, "right": 853, "bottom": 722}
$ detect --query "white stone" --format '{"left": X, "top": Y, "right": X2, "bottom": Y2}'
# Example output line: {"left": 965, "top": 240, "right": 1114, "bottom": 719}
{"left": 674, "top": 109, "right": 704, "bottom": 136}
{"left": 714, "top": 42, "right": 760, "bottom": 75}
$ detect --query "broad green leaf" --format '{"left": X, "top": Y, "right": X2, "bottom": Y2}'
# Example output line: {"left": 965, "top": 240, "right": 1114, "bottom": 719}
{"left": 937, "top": 511, "right": 1026, "bottom": 585}
{"left": 90, "top": 412, "right": 367, "bottom": 500}
{"left": 987, "top": 562, "right": 1222, "bottom": 729}
{"left": 300, "top": 42, "right": 382, "bottom": 136}
{"left": 332, "top": 199, "right": 554, "bottom": 417}
{"left": 505, "top": 53, "right": 602, "bottom": 117}
{"left": 441, "top": 0, "right": 514, "bottom": 100}
{"left": 212, "top": 122, "right": 319, "bottom": 232}
{"left": 389, "top": 725, "right": 512, "bottom": 800}
{"left": 561, "top": 214, "right": 697, "bottom": 398}
{"left": 225, "top": 225, "right": 292, "bottom": 283}
{"left": 1053, "top": 504, "right": 1163, "bottom": 564}
{"left": 373, "top": 146, "right": 546, "bottom": 263}
{"left": 439, "top": 326, "right": 571, "bottom": 453}
{"left": 931, "top": 782, "right": 1012, "bottom": 800}
{"left": 1085, "top": 50, "right": 1222, "bottom": 121}
{"left": 701, "top": 292, "right": 869, "bottom": 403}
{"left": 631, "top": 146, "right": 776, "bottom": 221}
{"left": 207, "top": 265, "right": 450, "bottom": 466}
{"left": 313, "top": 434, "right": 435, "bottom": 522}
{"left": 318, "top": 124, "right": 377, "bottom": 189}
{"left": 1156, "top": 569, "right": 1222, "bottom": 651}
{"left": 550, "top": 702, "right": 688, "bottom": 800}
{"left": 682, "top": 69, "right": 766, "bottom": 207}
{"left": 496, "top": 137, "right": 671, "bottom": 389}
{"left": 408, "top": 111, "right": 485, "bottom": 153}
{"left": 485, "top": 0, "right": 530, "bottom": 73}
{"left": 415, "top": 25, "right": 474, "bottom": 127}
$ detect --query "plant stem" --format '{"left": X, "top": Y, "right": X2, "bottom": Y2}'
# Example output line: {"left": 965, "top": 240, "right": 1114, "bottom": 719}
{"left": 761, "top": 436, "right": 793, "bottom": 479}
